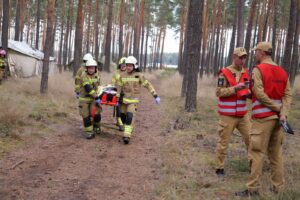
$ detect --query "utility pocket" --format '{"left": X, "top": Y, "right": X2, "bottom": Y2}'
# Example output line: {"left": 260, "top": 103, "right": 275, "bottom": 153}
{"left": 218, "top": 120, "right": 228, "bottom": 136}
{"left": 249, "top": 129, "right": 262, "bottom": 151}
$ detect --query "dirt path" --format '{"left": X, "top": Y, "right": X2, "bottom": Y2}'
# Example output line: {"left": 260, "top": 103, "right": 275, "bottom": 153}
{"left": 0, "top": 83, "right": 164, "bottom": 200}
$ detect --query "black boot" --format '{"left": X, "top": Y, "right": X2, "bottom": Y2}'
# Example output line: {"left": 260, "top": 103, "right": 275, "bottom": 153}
{"left": 235, "top": 189, "right": 259, "bottom": 197}
{"left": 119, "top": 125, "right": 124, "bottom": 132}
{"left": 123, "top": 137, "right": 130, "bottom": 144}
{"left": 215, "top": 169, "right": 225, "bottom": 177}
{"left": 93, "top": 127, "right": 101, "bottom": 135}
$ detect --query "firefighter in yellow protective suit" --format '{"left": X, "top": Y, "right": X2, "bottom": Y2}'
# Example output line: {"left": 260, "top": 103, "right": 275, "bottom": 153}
{"left": 78, "top": 59, "right": 102, "bottom": 139}
{"left": 236, "top": 42, "right": 292, "bottom": 197}
{"left": 111, "top": 57, "right": 127, "bottom": 131}
{"left": 75, "top": 53, "right": 94, "bottom": 98}
{"left": 0, "top": 49, "right": 8, "bottom": 85}
{"left": 119, "top": 56, "right": 160, "bottom": 144}
{"left": 215, "top": 47, "right": 251, "bottom": 176}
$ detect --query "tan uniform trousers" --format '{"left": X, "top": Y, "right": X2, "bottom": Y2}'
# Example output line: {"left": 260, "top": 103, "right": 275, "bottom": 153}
{"left": 247, "top": 119, "right": 284, "bottom": 192}
{"left": 216, "top": 114, "right": 250, "bottom": 169}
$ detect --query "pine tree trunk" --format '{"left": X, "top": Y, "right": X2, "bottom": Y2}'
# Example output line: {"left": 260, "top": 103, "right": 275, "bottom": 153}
{"left": 73, "top": 0, "right": 85, "bottom": 76}
{"left": 15, "top": 0, "right": 21, "bottom": 41}
{"left": 178, "top": 1, "right": 187, "bottom": 74}
{"left": 133, "top": 0, "right": 141, "bottom": 60}
{"left": 139, "top": 0, "right": 145, "bottom": 65}
{"left": 272, "top": 0, "right": 278, "bottom": 61}
{"left": 58, "top": 0, "right": 66, "bottom": 72}
{"left": 236, "top": 0, "right": 245, "bottom": 46}
{"left": 118, "top": 0, "right": 124, "bottom": 59}
{"left": 85, "top": 0, "right": 92, "bottom": 53}
{"left": 184, "top": 0, "right": 204, "bottom": 112}
{"left": 35, "top": 0, "right": 41, "bottom": 49}
{"left": 40, "top": 0, "right": 55, "bottom": 94}
{"left": 1, "top": 0, "right": 9, "bottom": 51}
{"left": 159, "top": 27, "right": 166, "bottom": 69}
{"left": 244, "top": 0, "right": 257, "bottom": 66}
{"left": 282, "top": 0, "right": 297, "bottom": 74}
{"left": 94, "top": 0, "right": 100, "bottom": 62}
{"left": 227, "top": 0, "right": 238, "bottom": 65}
{"left": 63, "top": 0, "right": 73, "bottom": 69}
{"left": 143, "top": 24, "right": 149, "bottom": 72}
{"left": 290, "top": 1, "right": 300, "bottom": 86}
{"left": 104, "top": 0, "right": 113, "bottom": 72}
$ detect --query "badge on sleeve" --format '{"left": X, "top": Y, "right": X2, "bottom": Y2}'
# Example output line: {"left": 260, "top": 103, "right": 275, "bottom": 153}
{"left": 217, "top": 78, "right": 225, "bottom": 87}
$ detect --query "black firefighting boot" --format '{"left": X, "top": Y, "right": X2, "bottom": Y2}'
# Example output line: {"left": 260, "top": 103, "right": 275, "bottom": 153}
{"left": 93, "top": 126, "right": 101, "bottom": 135}
{"left": 215, "top": 169, "right": 225, "bottom": 177}
{"left": 235, "top": 189, "right": 259, "bottom": 197}
{"left": 123, "top": 137, "right": 130, "bottom": 144}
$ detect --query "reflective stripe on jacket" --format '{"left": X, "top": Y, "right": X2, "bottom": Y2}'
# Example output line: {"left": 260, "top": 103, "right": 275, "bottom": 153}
{"left": 251, "top": 63, "right": 288, "bottom": 118}
{"left": 218, "top": 67, "right": 249, "bottom": 117}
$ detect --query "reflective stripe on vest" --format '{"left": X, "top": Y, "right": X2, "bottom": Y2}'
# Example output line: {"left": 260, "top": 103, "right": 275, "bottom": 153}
{"left": 218, "top": 67, "right": 249, "bottom": 117}
{"left": 252, "top": 99, "right": 282, "bottom": 118}
{"left": 123, "top": 97, "right": 139, "bottom": 104}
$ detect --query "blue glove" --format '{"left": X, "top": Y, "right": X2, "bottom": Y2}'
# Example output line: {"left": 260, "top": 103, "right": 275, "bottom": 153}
{"left": 76, "top": 92, "right": 80, "bottom": 99}
{"left": 95, "top": 98, "right": 101, "bottom": 104}
{"left": 155, "top": 96, "right": 161, "bottom": 104}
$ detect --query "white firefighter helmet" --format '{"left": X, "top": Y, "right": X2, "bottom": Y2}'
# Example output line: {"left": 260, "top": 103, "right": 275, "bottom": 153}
{"left": 83, "top": 53, "right": 94, "bottom": 62}
{"left": 125, "top": 56, "right": 138, "bottom": 69}
{"left": 85, "top": 59, "right": 98, "bottom": 67}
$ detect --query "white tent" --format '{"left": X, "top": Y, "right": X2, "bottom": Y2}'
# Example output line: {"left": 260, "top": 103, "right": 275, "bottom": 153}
{"left": 6, "top": 40, "right": 57, "bottom": 78}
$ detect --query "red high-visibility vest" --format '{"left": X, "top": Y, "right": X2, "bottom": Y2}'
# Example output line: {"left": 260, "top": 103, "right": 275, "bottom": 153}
{"left": 218, "top": 67, "right": 249, "bottom": 117}
{"left": 251, "top": 63, "right": 288, "bottom": 119}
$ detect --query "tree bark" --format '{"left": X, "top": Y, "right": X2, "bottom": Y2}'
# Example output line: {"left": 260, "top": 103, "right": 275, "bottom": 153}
{"left": 94, "top": 0, "right": 100, "bottom": 62}
{"left": 282, "top": 0, "right": 297, "bottom": 74}
{"left": 133, "top": 0, "right": 141, "bottom": 61}
{"left": 244, "top": 0, "right": 257, "bottom": 66}
{"left": 35, "top": 0, "right": 41, "bottom": 49}
{"left": 184, "top": 0, "right": 204, "bottom": 112}
{"left": 290, "top": 0, "right": 300, "bottom": 86}
{"left": 104, "top": 0, "right": 113, "bottom": 72}
{"left": 58, "top": 0, "right": 66, "bottom": 72}
{"left": 143, "top": 23, "right": 150, "bottom": 72}
{"left": 15, "top": 0, "right": 22, "bottom": 41}
{"left": 1, "top": 0, "right": 9, "bottom": 51}
{"left": 118, "top": 0, "right": 124, "bottom": 59}
{"left": 73, "top": 0, "right": 85, "bottom": 76}
{"left": 40, "top": 0, "right": 55, "bottom": 94}
{"left": 227, "top": 0, "right": 238, "bottom": 65}
{"left": 236, "top": 0, "right": 245, "bottom": 46}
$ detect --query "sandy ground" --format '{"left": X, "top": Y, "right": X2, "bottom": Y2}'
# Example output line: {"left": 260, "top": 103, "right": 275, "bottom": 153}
{"left": 0, "top": 83, "right": 164, "bottom": 200}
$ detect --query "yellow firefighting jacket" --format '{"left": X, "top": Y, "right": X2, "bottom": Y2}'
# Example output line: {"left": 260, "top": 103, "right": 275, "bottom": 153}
{"left": 79, "top": 71, "right": 101, "bottom": 102}
{"left": 75, "top": 66, "right": 86, "bottom": 93}
{"left": 120, "top": 71, "right": 157, "bottom": 104}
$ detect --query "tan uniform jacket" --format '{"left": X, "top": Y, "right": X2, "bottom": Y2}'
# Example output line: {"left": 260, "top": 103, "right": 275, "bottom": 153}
{"left": 216, "top": 64, "right": 248, "bottom": 98}
{"left": 251, "top": 58, "right": 292, "bottom": 121}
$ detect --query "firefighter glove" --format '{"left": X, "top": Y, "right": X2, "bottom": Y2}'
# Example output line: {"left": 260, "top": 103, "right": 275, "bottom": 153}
{"left": 155, "top": 96, "right": 160, "bottom": 104}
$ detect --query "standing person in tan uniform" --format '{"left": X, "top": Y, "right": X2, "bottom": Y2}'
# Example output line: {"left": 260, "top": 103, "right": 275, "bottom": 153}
{"left": 215, "top": 47, "right": 251, "bottom": 176}
{"left": 236, "top": 42, "right": 292, "bottom": 197}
